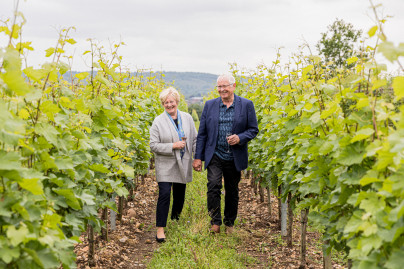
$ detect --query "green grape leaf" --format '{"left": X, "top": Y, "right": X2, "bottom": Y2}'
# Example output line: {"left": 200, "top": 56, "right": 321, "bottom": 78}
{"left": 392, "top": 76, "right": 404, "bottom": 100}
{"left": 368, "top": 26, "right": 378, "bottom": 37}
{"left": 58, "top": 62, "right": 69, "bottom": 75}
{"left": 385, "top": 249, "right": 404, "bottom": 269}
{"left": 360, "top": 194, "right": 385, "bottom": 215}
{"left": 22, "top": 247, "right": 43, "bottom": 268}
{"left": 35, "top": 123, "right": 59, "bottom": 145}
{"left": 7, "top": 225, "right": 29, "bottom": 246}
{"left": 356, "top": 98, "right": 370, "bottom": 109}
{"left": 360, "top": 234, "right": 382, "bottom": 256}
{"left": 346, "top": 56, "right": 358, "bottom": 65}
{"left": 40, "top": 100, "right": 60, "bottom": 121}
{"left": 0, "top": 151, "right": 22, "bottom": 170}
{"left": 65, "top": 38, "right": 76, "bottom": 45}
{"left": 77, "top": 191, "right": 96, "bottom": 206}
{"left": 89, "top": 164, "right": 110, "bottom": 173}
{"left": 37, "top": 249, "right": 60, "bottom": 269}
{"left": 351, "top": 128, "right": 374, "bottom": 143}
{"left": 74, "top": 72, "right": 89, "bottom": 81}
{"left": 54, "top": 156, "right": 74, "bottom": 170}
{"left": 344, "top": 214, "right": 362, "bottom": 234}
{"left": 45, "top": 47, "right": 55, "bottom": 57}
{"left": 122, "top": 164, "right": 135, "bottom": 178}
{"left": 375, "top": 150, "right": 395, "bottom": 170}
{"left": 1, "top": 48, "right": 31, "bottom": 96}
{"left": 321, "top": 103, "right": 338, "bottom": 119}
{"left": 23, "top": 67, "right": 47, "bottom": 83}
{"left": 337, "top": 144, "right": 365, "bottom": 165}
{"left": 310, "top": 111, "right": 321, "bottom": 124}
{"left": 0, "top": 245, "right": 20, "bottom": 263}
{"left": 18, "top": 178, "right": 44, "bottom": 195}
{"left": 53, "top": 189, "right": 81, "bottom": 210}
{"left": 378, "top": 41, "right": 402, "bottom": 62}
{"left": 388, "top": 200, "right": 404, "bottom": 222}
{"left": 43, "top": 213, "right": 62, "bottom": 229}
{"left": 360, "top": 222, "right": 378, "bottom": 236}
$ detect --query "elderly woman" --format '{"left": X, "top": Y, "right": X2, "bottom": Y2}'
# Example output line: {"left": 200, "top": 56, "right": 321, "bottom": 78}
{"left": 149, "top": 87, "right": 197, "bottom": 242}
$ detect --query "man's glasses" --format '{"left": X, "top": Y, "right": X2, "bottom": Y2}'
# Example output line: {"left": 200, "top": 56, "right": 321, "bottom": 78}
{"left": 216, "top": 84, "right": 232, "bottom": 89}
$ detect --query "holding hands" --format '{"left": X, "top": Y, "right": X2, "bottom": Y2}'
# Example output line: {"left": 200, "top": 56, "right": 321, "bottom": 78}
{"left": 192, "top": 159, "right": 202, "bottom": 172}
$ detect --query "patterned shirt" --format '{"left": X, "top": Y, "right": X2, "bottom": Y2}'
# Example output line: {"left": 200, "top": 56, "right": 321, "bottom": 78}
{"left": 214, "top": 98, "right": 235, "bottom": 161}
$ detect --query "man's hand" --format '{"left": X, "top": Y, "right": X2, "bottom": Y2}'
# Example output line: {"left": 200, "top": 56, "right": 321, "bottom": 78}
{"left": 193, "top": 159, "right": 202, "bottom": 171}
{"left": 227, "top": 134, "right": 240, "bottom": 145}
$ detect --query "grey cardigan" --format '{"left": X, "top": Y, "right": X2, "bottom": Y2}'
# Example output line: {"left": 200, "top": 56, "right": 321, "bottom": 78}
{"left": 150, "top": 111, "right": 197, "bottom": 183}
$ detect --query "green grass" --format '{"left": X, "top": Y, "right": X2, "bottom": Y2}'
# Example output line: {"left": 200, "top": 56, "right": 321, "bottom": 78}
{"left": 147, "top": 171, "right": 257, "bottom": 268}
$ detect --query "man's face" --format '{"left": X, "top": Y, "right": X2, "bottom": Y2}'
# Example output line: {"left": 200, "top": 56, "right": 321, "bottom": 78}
{"left": 217, "top": 79, "right": 235, "bottom": 100}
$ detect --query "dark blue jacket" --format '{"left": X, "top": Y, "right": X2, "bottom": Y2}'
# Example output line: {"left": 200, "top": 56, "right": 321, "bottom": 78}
{"left": 195, "top": 94, "right": 259, "bottom": 172}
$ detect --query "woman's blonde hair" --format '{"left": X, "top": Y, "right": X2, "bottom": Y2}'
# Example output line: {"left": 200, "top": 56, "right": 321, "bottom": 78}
{"left": 159, "top": 87, "right": 180, "bottom": 105}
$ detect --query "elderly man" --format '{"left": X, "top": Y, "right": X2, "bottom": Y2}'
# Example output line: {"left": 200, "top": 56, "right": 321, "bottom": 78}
{"left": 193, "top": 73, "right": 259, "bottom": 234}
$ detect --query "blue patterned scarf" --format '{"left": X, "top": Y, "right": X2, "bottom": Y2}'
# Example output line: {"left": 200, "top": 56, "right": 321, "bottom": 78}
{"left": 166, "top": 110, "right": 186, "bottom": 158}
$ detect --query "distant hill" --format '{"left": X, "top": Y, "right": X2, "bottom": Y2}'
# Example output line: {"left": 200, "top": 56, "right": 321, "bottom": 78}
{"left": 63, "top": 71, "right": 216, "bottom": 100}
{"left": 161, "top": 72, "right": 217, "bottom": 99}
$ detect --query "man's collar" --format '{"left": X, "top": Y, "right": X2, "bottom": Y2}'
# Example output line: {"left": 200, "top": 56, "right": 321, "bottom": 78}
{"left": 220, "top": 98, "right": 235, "bottom": 108}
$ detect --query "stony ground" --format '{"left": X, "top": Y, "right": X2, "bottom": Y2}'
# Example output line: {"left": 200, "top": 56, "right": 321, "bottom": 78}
{"left": 74, "top": 176, "right": 160, "bottom": 268}
{"left": 74, "top": 174, "right": 345, "bottom": 268}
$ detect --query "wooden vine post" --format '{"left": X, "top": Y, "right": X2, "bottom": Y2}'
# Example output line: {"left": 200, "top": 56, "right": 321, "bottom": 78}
{"left": 299, "top": 208, "right": 309, "bottom": 269}
{"left": 101, "top": 207, "right": 109, "bottom": 241}
{"left": 118, "top": 196, "right": 124, "bottom": 221}
{"left": 278, "top": 186, "right": 282, "bottom": 230}
{"left": 266, "top": 186, "right": 271, "bottom": 216}
{"left": 286, "top": 192, "right": 293, "bottom": 247}
{"left": 280, "top": 186, "right": 288, "bottom": 238}
{"left": 110, "top": 195, "right": 116, "bottom": 231}
{"left": 323, "top": 239, "right": 332, "bottom": 269}
{"left": 88, "top": 224, "right": 95, "bottom": 267}
{"left": 259, "top": 177, "right": 265, "bottom": 203}
{"left": 252, "top": 175, "right": 258, "bottom": 196}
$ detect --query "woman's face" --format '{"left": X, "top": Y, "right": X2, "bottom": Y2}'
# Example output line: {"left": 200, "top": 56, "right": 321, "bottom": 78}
{"left": 163, "top": 95, "right": 178, "bottom": 116}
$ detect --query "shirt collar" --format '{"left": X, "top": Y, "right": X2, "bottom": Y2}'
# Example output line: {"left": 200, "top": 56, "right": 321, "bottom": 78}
{"left": 219, "top": 98, "right": 235, "bottom": 108}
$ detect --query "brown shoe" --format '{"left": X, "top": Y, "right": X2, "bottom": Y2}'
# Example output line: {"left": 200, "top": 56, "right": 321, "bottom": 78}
{"left": 210, "top": 224, "right": 220, "bottom": 234}
{"left": 225, "top": 226, "right": 234, "bottom": 235}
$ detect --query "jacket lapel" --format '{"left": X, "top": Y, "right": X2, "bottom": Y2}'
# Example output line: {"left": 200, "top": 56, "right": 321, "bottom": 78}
{"left": 212, "top": 97, "right": 220, "bottom": 138}
{"left": 232, "top": 95, "right": 241, "bottom": 132}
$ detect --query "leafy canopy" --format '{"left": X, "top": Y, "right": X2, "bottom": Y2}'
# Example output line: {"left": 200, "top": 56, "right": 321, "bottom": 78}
{"left": 316, "top": 19, "right": 363, "bottom": 69}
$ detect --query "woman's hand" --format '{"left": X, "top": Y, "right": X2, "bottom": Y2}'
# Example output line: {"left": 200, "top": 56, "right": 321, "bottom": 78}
{"left": 172, "top": 141, "right": 186, "bottom": 149}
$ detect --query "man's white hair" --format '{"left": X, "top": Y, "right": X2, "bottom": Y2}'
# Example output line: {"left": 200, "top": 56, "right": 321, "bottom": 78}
{"left": 217, "top": 73, "right": 235, "bottom": 84}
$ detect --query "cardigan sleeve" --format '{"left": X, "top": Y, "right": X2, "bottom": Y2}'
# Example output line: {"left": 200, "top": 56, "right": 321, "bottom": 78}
{"left": 149, "top": 118, "right": 175, "bottom": 156}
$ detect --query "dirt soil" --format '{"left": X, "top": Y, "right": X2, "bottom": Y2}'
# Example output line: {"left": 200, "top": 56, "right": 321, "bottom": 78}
{"left": 237, "top": 177, "right": 345, "bottom": 268}
{"left": 74, "top": 175, "right": 344, "bottom": 268}
{"left": 74, "top": 176, "right": 160, "bottom": 268}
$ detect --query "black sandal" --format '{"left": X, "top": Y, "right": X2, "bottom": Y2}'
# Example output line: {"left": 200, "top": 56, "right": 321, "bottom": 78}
{"left": 156, "top": 236, "right": 166, "bottom": 243}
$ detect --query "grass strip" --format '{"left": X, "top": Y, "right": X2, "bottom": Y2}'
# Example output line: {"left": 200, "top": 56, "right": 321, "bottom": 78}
{"left": 147, "top": 171, "right": 257, "bottom": 268}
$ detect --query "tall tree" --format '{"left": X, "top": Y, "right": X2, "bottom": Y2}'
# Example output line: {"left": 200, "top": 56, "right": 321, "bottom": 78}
{"left": 316, "top": 19, "right": 363, "bottom": 69}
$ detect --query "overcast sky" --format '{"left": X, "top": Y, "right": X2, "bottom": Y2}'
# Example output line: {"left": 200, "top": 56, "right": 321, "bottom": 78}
{"left": 0, "top": 0, "right": 403, "bottom": 74}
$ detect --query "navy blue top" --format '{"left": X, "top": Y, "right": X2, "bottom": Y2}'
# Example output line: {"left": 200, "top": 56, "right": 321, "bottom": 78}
{"left": 195, "top": 95, "right": 259, "bottom": 172}
{"left": 214, "top": 98, "right": 235, "bottom": 160}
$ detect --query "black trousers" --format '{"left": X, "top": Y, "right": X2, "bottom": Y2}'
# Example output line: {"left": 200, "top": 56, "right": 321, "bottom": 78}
{"left": 156, "top": 182, "right": 186, "bottom": 227}
{"left": 207, "top": 154, "right": 241, "bottom": 227}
